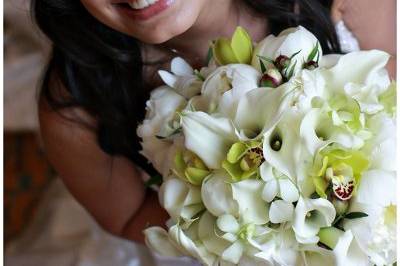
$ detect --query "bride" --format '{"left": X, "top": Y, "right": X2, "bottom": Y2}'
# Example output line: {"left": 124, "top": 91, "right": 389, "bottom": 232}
{"left": 25, "top": 0, "right": 395, "bottom": 264}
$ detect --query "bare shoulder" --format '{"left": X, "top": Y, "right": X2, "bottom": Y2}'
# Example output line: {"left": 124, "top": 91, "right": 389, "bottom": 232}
{"left": 39, "top": 84, "right": 146, "bottom": 236}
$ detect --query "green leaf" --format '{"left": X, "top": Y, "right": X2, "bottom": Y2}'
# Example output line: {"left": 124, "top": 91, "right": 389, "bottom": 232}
{"left": 145, "top": 174, "right": 163, "bottom": 187}
{"left": 286, "top": 60, "right": 297, "bottom": 79}
{"left": 344, "top": 212, "right": 369, "bottom": 219}
{"left": 256, "top": 55, "right": 275, "bottom": 64}
{"left": 259, "top": 59, "right": 266, "bottom": 73}
{"left": 307, "top": 42, "right": 319, "bottom": 62}
{"left": 206, "top": 46, "right": 213, "bottom": 65}
{"left": 289, "top": 49, "right": 302, "bottom": 60}
{"left": 194, "top": 69, "right": 205, "bottom": 81}
{"left": 231, "top": 26, "right": 253, "bottom": 64}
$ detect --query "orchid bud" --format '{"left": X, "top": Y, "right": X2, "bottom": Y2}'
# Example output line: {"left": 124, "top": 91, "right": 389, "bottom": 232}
{"left": 304, "top": 60, "right": 318, "bottom": 70}
{"left": 260, "top": 67, "right": 283, "bottom": 88}
{"left": 275, "top": 55, "right": 290, "bottom": 70}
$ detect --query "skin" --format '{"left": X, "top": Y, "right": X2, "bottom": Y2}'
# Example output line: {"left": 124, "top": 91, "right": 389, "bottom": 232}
{"left": 40, "top": 0, "right": 396, "bottom": 243}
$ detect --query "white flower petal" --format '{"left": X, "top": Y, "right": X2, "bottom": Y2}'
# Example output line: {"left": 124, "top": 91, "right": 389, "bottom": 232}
{"left": 181, "top": 111, "right": 238, "bottom": 169}
{"left": 252, "top": 26, "right": 322, "bottom": 76}
{"left": 217, "top": 214, "right": 240, "bottom": 233}
{"left": 263, "top": 110, "right": 303, "bottom": 179}
{"left": 234, "top": 84, "right": 294, "bottom": 139}
{"left": 355, "top": 169, "right": 396, "bottom": 207}
{"left": 169, "top": 224, "right": 216, "bottom": 266}
{"left": 262, "top": 179, "right": 279, "bottom": 203}
{"left": 231, "top": 179, "right": 269, "bottom": 224}
{"left": 293, "top": 197, "right": 336, "bottom": 244}
{"left": 327, "top": 50, "right": 390, "bottom": 92}
{"left": 171, "top": 57, "right": 193, "bottom": 76}
{"left": 278, "top": 178, "right": 299, "bottom": 203}
{"left": 269, "top": 200, "right": 294, "bottom": 223}
{"left": 144, "top": 227, "right": 183, "bottom": 257}
{"left": 222, "top": 241, "right": 244, "bottom": 264}
{"left": 198, "top": 211, "right": 230, "bottom": 256}
{"left": 333, "top": 230, "right": 370, "bottom": 266}
{"left": 201, "top": 172, "right": 238, "bottom": 217}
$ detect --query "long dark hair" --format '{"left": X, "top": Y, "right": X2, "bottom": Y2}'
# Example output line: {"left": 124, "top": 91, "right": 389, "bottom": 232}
{"left": 33, "top": 0, "right": 340, "bottom": 175}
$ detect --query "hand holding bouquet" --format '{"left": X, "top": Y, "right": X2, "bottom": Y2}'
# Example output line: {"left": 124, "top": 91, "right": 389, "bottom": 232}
{"left": 138, "top": 26, "right": 396, "bottom": 266}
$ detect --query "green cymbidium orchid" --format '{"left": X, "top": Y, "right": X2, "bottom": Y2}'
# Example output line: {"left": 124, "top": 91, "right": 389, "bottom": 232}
{"left": 222, "top": 140, "right": 264, "bottom": 182}
{"left": 312, "top": 147, "right": 369, "bottom": 200}
{"left": 173, "top": 149, "right": 210, "bottom": 186}
{"left": 212, "top": 26, "right": 253, "bottom": 65}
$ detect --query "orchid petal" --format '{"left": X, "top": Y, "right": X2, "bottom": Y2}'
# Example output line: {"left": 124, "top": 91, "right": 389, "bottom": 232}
{"left": 269, "top": 200, "right": 294, "bottom": 223}
{"left": 231, "top": 179, "right": 269, "bottom": 224}
{"left": 201, "top": 172, "right": 238, "bottom": 217}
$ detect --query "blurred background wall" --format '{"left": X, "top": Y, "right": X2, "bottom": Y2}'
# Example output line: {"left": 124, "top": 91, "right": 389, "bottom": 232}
{"left": 4, "top": 0, "right": 55, "bottom": 243}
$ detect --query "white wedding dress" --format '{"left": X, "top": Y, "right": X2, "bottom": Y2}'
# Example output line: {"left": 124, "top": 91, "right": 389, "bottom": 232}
{"left": 5, "top": 22, "right": 359, "bottom": 266}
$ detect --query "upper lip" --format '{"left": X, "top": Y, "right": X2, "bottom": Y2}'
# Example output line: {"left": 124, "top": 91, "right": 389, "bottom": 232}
{"left": 111, "top": 0, "right": 136, "bottom": 4}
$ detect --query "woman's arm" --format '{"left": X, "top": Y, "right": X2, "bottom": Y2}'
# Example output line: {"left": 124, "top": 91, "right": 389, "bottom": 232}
{"left": 333, "top": 0, "right": 396, "bottom": 78}
{"left": 39, "top": 99, "right": 168, "bottom": 242}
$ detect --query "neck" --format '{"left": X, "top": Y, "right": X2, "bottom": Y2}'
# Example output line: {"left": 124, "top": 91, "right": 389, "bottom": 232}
{"left": 161, "top": 1, "right": 268, "bottom": 67}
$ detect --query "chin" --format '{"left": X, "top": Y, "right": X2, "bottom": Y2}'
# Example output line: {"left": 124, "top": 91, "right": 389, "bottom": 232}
{"left": 111, "top": 0, "right": 203, "bottom": 43}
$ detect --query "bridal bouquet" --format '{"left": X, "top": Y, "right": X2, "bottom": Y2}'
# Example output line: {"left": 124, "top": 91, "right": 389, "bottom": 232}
{"left": 138, "top": 26, "right": 397, "bottom": 266}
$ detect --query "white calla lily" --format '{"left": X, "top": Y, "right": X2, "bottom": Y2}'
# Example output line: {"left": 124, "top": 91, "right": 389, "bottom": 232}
{"left": 233, "top": 83, "right": 295, "bottom": 139}
{"left": 252, "top": 26, "right": 322, "bottom": 76}
{"left": 262, "top": 109, "right": 303, "bottom": 180}
{"left": 181, "top": 111, "right": 238, "bottom": 169}
{"left": 293, "top": 197, "right": 336, "bottom": 244}
{"left": 201, "top": 171, "right": 238, "bottom": 217}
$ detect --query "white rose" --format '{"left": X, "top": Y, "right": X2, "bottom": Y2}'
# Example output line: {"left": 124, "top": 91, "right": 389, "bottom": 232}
{"left": 252, "top": 26, "right": 322, "bottom": 77}
{"left": 201, "top": 64, "right": 261, "bottom": 115}
{"left": 137, "top": 86, "right": 186, "bottom": 138}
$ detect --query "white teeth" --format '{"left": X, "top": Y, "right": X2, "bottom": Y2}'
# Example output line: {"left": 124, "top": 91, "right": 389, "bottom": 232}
{"left": 128, "top": 0, "right": 159, "bottom": 9}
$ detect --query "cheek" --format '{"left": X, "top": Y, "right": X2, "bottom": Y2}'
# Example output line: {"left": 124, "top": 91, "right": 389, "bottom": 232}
{"left": 80, "top": 0, "right": 120, "bottom": 30}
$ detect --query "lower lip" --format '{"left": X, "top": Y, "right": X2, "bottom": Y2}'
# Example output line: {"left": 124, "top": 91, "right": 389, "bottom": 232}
{"left": 116, "top": 0, "right": 174, "bottom": 21}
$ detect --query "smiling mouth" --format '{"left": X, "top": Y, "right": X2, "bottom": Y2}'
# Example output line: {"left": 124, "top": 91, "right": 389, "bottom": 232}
{"left": 114, "top": 0, "right": 173, "bottom": 20}
{"left": 117, "top": 0, "right": 160, "bottom": 10}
